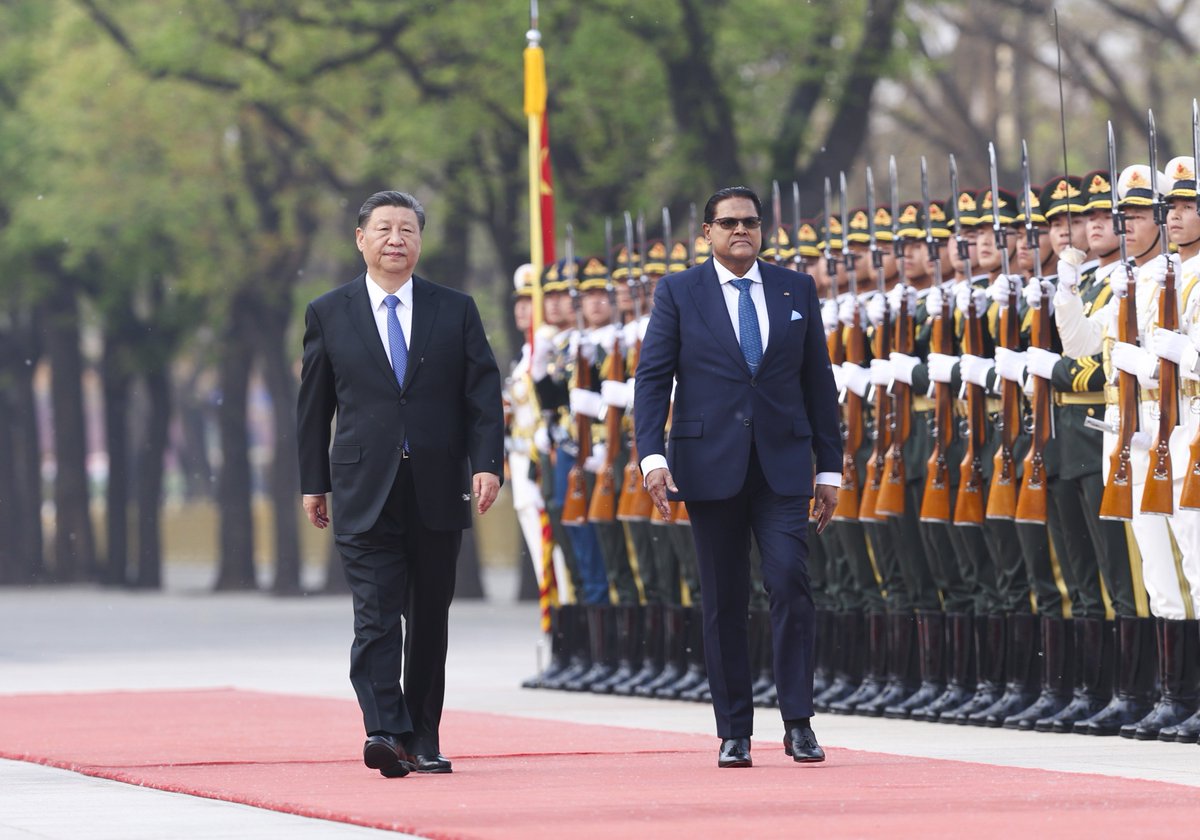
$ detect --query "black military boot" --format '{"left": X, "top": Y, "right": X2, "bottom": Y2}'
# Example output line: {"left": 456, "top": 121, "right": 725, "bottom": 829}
{"left": 542, "top": 604, "right": 591, "bottom": 690}
{"left": 973, "top": 612, "right": 1040, "bottom": 727}
{"left": 1123, "top": 618, "right": 1199, "bottom": 740}
{"left": 813, "top": 607, "right": 835, "bottom": 697}
{"left": 521, "top": 604, "right": 569, "bottom": 689}
{"left": 637, "top": 605, "right": 687, "bottom": 697}
{"left": 918, "top": 612, "right": 976, "bottom": 722}
{"left": 592, "top": 604, "right": 641, "bottom": 694}
{"left": 886, "top": 611, "right": 946, "bottom": 720}
{"left": 831, "top": 611, "right": 888, "bottom": 715}
{"left": 563, "top": 604, "right": 615, "bottom": 691}
{"left": 614, "top": 603, "right": 664, "bottom": 696}
{"left": 1160, "top": 619, "right": 1200, "bottom": 743}
{"left": 815, "top": 610, "right": 864, "bottom": 711}
{"left": 658, "top": 606, "right": 707, "bottom": 699}
{"left": 1076, "top": 615, "right": 1157, "bottom": 735}
{"left": 945, "top": 614, "right": 1005, "bottom": 724}
{"left": 857, "top": 612, "right": 918, "bottom": 717}
{"left": 1042, "top": 617, "right": 1114, "bottom": 732}
{"left": 1005, "top": 615, "right": 1072, "bottom": 730}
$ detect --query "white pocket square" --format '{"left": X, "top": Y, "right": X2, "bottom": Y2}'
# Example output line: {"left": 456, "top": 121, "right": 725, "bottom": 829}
{"left": 790, "top": 311, "right": 804, "bottom": 321}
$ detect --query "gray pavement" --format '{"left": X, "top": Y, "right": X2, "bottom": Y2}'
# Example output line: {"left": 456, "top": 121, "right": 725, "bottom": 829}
{"left": 1, "top": 577, "right": 1197, "bottom": 838}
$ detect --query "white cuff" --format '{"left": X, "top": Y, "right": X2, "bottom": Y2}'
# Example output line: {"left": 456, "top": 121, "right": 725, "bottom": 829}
{"left": 814, "top": 471, "right": 841, "bottom": 487}
{"left": 640, "top": 453, "right": 668, "bottom": 481}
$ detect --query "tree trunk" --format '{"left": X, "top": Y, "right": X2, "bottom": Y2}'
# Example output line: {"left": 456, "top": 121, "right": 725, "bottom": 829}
{"left": 44, "top": 290, "right": 96, "bottom": 582}
{"left": 11, "top": 326, "right": 45, "bottom": 584}
{"left": 101, "top": 340, "right": 131, "bottom": 586}
{"left": 134, "top": 365, "right": 171, "bottom": 589}
{"left": 256, "top": 301, "right": 302, "bottom": 596}
{"left": 214, "top": 300, "right": 258, "bottom": 590}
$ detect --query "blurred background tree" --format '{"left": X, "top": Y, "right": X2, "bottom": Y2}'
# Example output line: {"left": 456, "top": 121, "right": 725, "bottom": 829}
{"left": 0, "top": 0, "right": 1195, "bottom": 590}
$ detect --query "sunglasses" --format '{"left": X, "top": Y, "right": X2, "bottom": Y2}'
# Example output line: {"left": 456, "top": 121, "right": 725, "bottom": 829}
{"left": 710, "top": 216, "right": 763, "bottom": 231}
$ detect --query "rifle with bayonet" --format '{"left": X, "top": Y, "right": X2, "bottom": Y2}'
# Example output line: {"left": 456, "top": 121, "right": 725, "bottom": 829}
{"left": 1015, "top": 140, "right": 1051, "bottom": 524}
{"left": 617, "top": 212, "right": 655, "bottom": 522}
{"left": 920, "top": 157, "right": 958, "bottom": 523}
{"left": 1141, "top": 109, "right": 1180, "bottom": 516}
{"left": 985, "top": 142, "right": 1020, "bottom": 521}
{"left": 589, "top": 221, "right": 623, "bottom": 524}
{"left": 849, "top": 171, "right": 887, "bottom": 523}
{"left": 792, "top": 181, "right": 804, "bottom": 272}
{"left": 561, "top": 225, "right": 592, "bottom": 525}
{"left": 1180, "top": 98, "right": 1200, "bottom": 510}
{"left": 954, "top": 154, "right": 987, "bottom": 526}
{"left": 876, "top": 158, "right": 913, "bottom": 516}
{"left": 1098, "top": 120, "right": 1137, "bottom": 521}
{"left": 830, "top": 175, "right": 863, "bottom": 521}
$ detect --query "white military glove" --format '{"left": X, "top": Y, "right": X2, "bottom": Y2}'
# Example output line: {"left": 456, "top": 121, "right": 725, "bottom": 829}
{"left": 1025, "top": 347, "right": 1062, "bottom": 380}
{"left": 993, "top": 347, "right": 1027, "bottom": 383}
{"left": 1149, "top": 327, "right": 1200, "bottom": 373}
{"left": 600, "top": 379, "right": 630, "bottom": 409}
{"left": 625, "top": 377, "right": 636, "bottom": 412}
{"left": 889, "top": 352, "right": 921, "bottom": 385}
{"left": 838, "top": 295, "right": 859, "bottom": 326}
{"left": 583, "top": 443, "right": 607, "bottom": 474}
{"left": 926, "top": 283, "right": 945, "bottom": 318}
{"left": 1057, "top": 246, "right": 1087, "bottom": 291}
{"left": 988, "top": 273, "right": 1022, "bottom": 306}
{"left": 841, "top": 362, "right": 871, "bottom": 398}
{"left": 865, "top": 292, "right": 887, "bottom": 327}
{"left": 1109, "top": 263, "right": 1131, "bottom": 299}
{"left": 1145, "top": 253, "right": 1183, "bottom": 288}
{"left": 569, "top": 387, "right": 606, "bottom": 419}
{"left": 887, "top": 283, "right": 916, "bottom": 316}
{"left": 959, "top": 354, "right": 995, "bottom": 387}
{"left": 530, "top": 337, "right": 553, "bottom": 380}
{"left": 869, "top": 358, "right": 894, "bottom": 387}
{"left": 1110, "top": 341, "right": 1159, "bottom": 388}
{"left": 533, "top": 425, "right": 551, "bottom": 454}
{"left": 926, "top": 352, "right": 957, "bottom": 384}
{"left": 1024, "top": 277, "right": 1055, "bottom": 316}
{"left": 830, "top": 362, "right": 847, "bottom": 393}
{"left": 955, "top": 284, "right": 989, "bottom": 316}
{"left": 821, "top": 298, "right": 840, "bottom": 335}
{"left": 622, "top": 320, "right": 640, "bottom": 349}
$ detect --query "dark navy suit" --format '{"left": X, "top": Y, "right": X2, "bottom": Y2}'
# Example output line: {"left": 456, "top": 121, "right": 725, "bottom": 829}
{"left": 634, "top": 258, "right": 841, "bottom": 738}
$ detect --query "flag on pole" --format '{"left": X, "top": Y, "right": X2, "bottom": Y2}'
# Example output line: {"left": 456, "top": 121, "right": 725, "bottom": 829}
{"left": 524, "top": 3, "right": 559, "bottom": 631}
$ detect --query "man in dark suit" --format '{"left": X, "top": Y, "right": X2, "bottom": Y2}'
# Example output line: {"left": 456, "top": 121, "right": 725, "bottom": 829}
{"left": 298, "top": 190, "right": 504, "bottom": 778}
{"left": 635, "top": 186, "right": 842, "bottom": 768}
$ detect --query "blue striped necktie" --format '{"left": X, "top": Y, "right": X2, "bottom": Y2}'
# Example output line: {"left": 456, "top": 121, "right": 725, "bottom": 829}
{"left": 730, "top": 277, "right": 763, "bottom": 372}
{"left": 384, "top": 294, "right": 410, "bottom": 453}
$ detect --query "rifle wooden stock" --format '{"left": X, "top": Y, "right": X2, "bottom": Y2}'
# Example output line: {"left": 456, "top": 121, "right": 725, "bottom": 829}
{"left": 859, "top": 310, "right": 891, "bottom": 521}
{"left": 1015, "top": 292, "right": 1051, "bottom": 524}
{"left": 1099, "top": 288, "right": 1137, "bottom": 521}
{"left": 1141, "top": 261, "right": 1179, "bottom": 516}
{"left": 835, "top": 317, "right": 866, "bottom": 522}
{"left": 588, "top": 335, "right": 626, "bottom": 523}
{"left": 986, "top": 288, "right": 1019, "bottom": 520}
{"left": 875, "top": 292, "right": 913, "bottom": 516}
{"left": 920, "top": 294, "right": 954, "bottom": 523}
{"left": 617, "top": 337, "right": 654, "bottom": 521}
{"left": 955, "top": 296, "right": 986, "bottom": 526}
{"left": 561, "top": 338, "right": 593, "bottom": 526}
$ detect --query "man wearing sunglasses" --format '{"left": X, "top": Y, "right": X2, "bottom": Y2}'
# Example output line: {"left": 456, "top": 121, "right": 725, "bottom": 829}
{"left": 634, "top": 186, "right": 842, "bottom": 769}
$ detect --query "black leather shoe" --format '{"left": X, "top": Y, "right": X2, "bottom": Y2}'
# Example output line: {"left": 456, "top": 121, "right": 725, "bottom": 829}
{"left": 413, "top": 753, "right": 453, "bottom": 774}
{"left": 363, "top": 734, "right": 415, "bottom": 778}
{"left": 783, "top": 726, "right": 826, "bottom": 763}
{"left": 717, "top": 737, "right": 752, "bottom": 768}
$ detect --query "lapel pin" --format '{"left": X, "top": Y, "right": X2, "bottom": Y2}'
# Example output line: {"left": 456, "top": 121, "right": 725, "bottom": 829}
{"left": 783, "top": 291, "right": 791, "bottom": 296}
{"left": 462, "top": 493, "right": 471, "bottom": 502}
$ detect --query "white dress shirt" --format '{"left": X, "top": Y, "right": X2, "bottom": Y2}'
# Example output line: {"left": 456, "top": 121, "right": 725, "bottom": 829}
{"left": 366, "top": 272, "right": 413, "bottom": 364}
{"left": 641, "top": 259, "right": 839, "bottom": 488}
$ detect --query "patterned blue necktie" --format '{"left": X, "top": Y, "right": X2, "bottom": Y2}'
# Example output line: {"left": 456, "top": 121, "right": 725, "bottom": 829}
{"left": 384, "top": 294, "right": 410, "bottom": 452}
{"left": 730, "top": 277, "right": 763, "bottom": 373}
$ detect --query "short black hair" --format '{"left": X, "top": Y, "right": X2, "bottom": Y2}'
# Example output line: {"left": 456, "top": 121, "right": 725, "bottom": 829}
{"left": 703, "top": 186, "right": 762, "bottom": 224}
{"left": 357, "top": 190, "right": 426, "bottom": 230}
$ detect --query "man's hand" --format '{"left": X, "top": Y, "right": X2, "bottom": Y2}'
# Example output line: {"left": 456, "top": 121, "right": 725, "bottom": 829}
{"left": 303, "top": 494, "right": 330, "bottom": 529}
{"left": 811, "top": 484, "right": 837, "bottom": 535}
{"left": 473, "top": 472, "right": 501, "bottom": 515}
{"left": 644, "top": 467, "right": 678, "bottom": 521}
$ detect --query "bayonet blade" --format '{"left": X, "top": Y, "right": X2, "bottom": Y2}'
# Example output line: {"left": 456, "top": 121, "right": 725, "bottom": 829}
{"left": 662, "top": 207, "right": 673, "bottom": 254}
{"left": 889, "top": 155, "right": 902, "bottom": 259}
{"left": 866, "top": 166, "right": 882, "bottom": 272}
{"left": 1108, "top": 120, "right": 1130, "bottom": 270}
{"left": 771, "top": 180, "right": 783, "bottom": 258}
{"left": 989, "top": 142, "right": 1010, "bottom": 277}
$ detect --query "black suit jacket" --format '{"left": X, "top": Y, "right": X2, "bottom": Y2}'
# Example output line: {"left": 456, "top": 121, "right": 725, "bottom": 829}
{"left": 634, "top": 259, "right": 841, "bottom": 501}
{"left": 297, "top": 273, "right": 504, "bottom": 534}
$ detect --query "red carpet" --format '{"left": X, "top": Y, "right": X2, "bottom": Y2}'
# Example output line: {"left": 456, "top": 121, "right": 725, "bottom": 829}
{"left": 1, "top": 689, "right": 1197, "bottom": 838}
